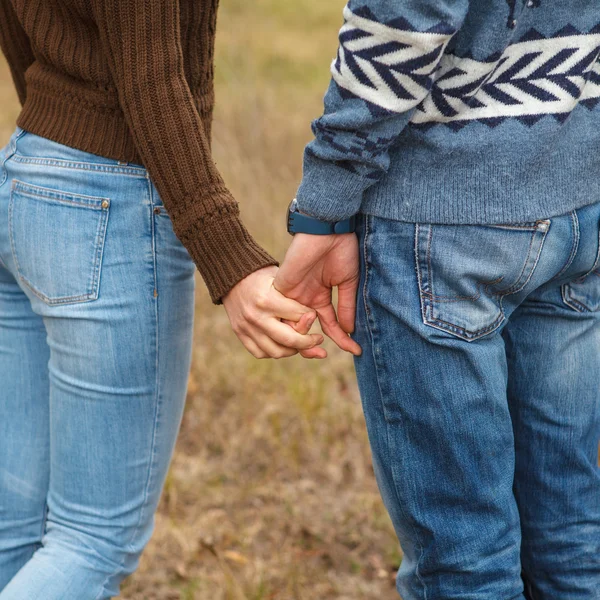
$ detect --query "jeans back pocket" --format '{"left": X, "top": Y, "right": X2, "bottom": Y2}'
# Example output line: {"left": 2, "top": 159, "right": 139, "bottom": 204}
{"left": 9, "top": 180, "right": 110, "bottom": 305}
{"left": 561, "top": 230, "right": 600, "bottom": 313}
{"left": 415, "top": 220, "right": 551, "bottom": 341}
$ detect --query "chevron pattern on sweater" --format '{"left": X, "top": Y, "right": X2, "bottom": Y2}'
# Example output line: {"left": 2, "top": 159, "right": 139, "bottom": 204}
{"left": 413, "top": 25, "right": 600, "bottom": 128}
{"left": 332, "top": 5, "right": 600, "bottom": 129}
{"left": 331, "top": 5, "right": 454, "bottom": 113}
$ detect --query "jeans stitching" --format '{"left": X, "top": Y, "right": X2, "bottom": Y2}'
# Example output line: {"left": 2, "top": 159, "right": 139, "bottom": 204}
{"left": 12, "top": 180, "right": 111, "bottom": 207}
{"left": 487, "top": 221, "right": 548, "bottom": 298}
{"left": 362, "top": 215, "right": 428, "bottom": 599}
{"left": 417, "top": 222, "right": 550, "bottom": 340}
{"left": 11, "top": 155, "right": 146, "bottom": 177}
{"left": 93, "top": 181, "right": 160, "bottom": 600}
{"left": 8, "top": 184, "right": 110, "bottom": 305}
{"left": 0, "top": 128, "right": 28, "bottom": 269}
{"left": 549, "top": 211, "right": 579, "bottom": 283}
{"left": 562, "top": 214, "right": 600, "bottom": 312}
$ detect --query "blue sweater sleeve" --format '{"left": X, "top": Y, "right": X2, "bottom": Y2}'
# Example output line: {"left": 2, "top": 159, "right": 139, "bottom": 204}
{"left": 296, "top": 0, "right": 470, "bottom": 221}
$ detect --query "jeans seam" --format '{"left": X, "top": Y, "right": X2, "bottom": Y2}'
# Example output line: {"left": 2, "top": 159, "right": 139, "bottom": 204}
{"left": 93, "top": 180, "right": 161, "bottom": 600}
{"left": 549, "top": 210, "right": 579, "bottom": 283}
{"left": 0, "top": 128, "right": 27, "bottom": 270}
{"left": 561, "top": 213, "right": 600, "bottom": 312}
{"left": 361, "top": 215, "right": 428, "bottom": 600}
{"left": 11, "top": 155, "right": 147, "bottom": 177}
{"left": 149, "top": 181, "right": 159, "bottom": 298}
{"left": 39, "top": 499, "right": 49, "bottom": 544}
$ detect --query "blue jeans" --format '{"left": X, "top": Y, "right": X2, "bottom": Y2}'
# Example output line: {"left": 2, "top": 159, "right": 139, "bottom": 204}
{"left": 0, "top": 127, "right": 196, "bottom": 599}
{"left": 352, "top": 208, "right": 600, "bottom": 599}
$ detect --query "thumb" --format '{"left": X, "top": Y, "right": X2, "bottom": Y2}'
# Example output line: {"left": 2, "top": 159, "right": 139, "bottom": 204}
{"left": 283, "top": 311, "right": 316, "bottom": 335}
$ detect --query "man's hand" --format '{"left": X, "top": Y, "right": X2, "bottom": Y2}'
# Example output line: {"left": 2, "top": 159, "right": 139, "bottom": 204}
{"left": 274, "top": 233, "right": 362, "bottom": 357}
{"left": 223, "top": 266, "right": 325, "bottom": 359}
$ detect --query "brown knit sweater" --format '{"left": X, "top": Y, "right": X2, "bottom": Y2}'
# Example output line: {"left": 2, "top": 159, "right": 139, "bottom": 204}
{"left": 0, "top": 0, "right": 278, "bottom": 304}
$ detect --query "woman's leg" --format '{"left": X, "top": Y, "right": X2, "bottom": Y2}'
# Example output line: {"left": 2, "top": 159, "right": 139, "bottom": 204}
{"left": 0, "top": 131, "right": 196, "bottom": 599}
{"left": 0, "top": 262, "right": 50, "bottom": 589}
{"left": 0, "top": 127, "right": 51, "bottom": 588}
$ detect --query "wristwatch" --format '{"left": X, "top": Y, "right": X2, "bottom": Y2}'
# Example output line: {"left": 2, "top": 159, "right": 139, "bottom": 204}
{"left": 286, "top": 198, "right": 356, "bottom": 236}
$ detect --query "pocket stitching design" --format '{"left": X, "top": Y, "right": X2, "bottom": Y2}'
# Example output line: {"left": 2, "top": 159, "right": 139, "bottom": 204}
{"left": 8, "top": 181, "right": 110, "bottom": 305}
{"left": 12, "top": 180, "right": 110, "bottom": 208}
{"left": 11, "top": 154, "right": 147, "bottom": 178}
{"left": 415, "top": 221, "right": 550, "bottom": 341}
{"left": 561, "top": 222, "right": 600, "bottom": 313}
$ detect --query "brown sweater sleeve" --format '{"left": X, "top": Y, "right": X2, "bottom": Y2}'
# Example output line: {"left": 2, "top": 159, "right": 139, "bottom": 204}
{"left": 90, "top": 0, "right": 278, "bottom": 304}
{"left": 0, "top": 0, "right": 35, "bottom": 106}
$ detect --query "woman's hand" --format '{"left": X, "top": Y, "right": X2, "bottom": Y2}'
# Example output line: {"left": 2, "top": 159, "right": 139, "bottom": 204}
{"left": 222, "top": 266, "right": 327, "bottom": 359}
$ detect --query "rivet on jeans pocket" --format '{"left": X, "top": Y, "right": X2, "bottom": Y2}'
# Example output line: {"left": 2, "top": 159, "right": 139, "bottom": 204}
{"left": 101, "top": 199, "right": 110, "bottom": 209}
{"left": 537, "top": 219, "right": 550, "bottom": 232}
{"left": 153, "top": 206, "right": 161, "bottom": 215}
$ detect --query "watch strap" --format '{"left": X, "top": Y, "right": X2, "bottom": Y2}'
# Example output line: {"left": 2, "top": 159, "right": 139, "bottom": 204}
{"left": 287, "top": 200, "right": 356, "bottom": 235}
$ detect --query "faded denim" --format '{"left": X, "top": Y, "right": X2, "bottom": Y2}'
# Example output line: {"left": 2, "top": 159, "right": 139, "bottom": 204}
{"left": 352, "top": 207, "right": 600, "bottom": 599}
{"left": 0, "top": 127, "right": 196, "bottom": 599}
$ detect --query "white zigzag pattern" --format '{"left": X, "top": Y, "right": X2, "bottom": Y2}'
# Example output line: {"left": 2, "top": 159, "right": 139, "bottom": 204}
{"left": 332, "top": 6, "right": 600, "bottom": 122}
{"left": 414, "top": 34, "right": 600, "bottom": 123}
{"left": 582, "top": 61, "right": 600, "bottom": 100}
{"left": 331, "top": 5, "right": 453, "bottom": 113}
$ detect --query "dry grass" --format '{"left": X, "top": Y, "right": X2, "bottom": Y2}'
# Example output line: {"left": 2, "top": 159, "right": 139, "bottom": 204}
{"left": 0, "top": 1, "right": 400, "bottom": 598}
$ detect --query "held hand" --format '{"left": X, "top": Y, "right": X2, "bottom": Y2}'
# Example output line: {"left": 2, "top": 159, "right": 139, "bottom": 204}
{"left": 274, "top": 233, "right": 362, "bottom": 357}
{"left": 223, "top": 266, "right": 326, "bottom": 359}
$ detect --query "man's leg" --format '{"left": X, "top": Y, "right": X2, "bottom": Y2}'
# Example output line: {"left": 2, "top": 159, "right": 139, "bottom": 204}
{"left": 502, "top": 203, "right": 600, "bottom": 599}
{"left": 0, "top": 263, "right": 50, "bottom": 589}
{"left": 350, "top": 212, "right": 565, "bottom": 599}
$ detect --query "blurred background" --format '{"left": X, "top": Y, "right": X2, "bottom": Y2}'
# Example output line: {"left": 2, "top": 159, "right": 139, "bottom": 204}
{"left": 0, "top": 0, "right": 400, "bottom": 598}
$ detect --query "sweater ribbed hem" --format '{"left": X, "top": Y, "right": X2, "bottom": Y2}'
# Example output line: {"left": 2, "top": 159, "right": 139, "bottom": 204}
{"left": 360, "top": 142, "right": 600, "bottom": 225}
{"left": 17, "top": 67, "right": 216, "bottom": 166}
{"left": 180, "top": 212, "right": 279, "bottom": 304}
{"left": 18, "top": 83, "right": 140, "bottom": 163}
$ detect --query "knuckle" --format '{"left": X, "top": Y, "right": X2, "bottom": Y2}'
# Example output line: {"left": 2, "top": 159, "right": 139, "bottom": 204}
{"left": 254, "top": 293, "right": 270, "bottom": 311}
{"left": 242, "top": 307, "right": 259, "bottom": 324}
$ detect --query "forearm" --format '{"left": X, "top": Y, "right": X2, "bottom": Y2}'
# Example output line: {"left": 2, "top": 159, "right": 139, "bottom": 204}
{"left": 91, "top": 0, "right": 277, "bottom": 303}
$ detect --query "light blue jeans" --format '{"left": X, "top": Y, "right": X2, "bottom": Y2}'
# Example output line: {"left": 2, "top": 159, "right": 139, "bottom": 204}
{"left": 0, "top": 126, "right": 196, "bottom": 599}
{"left": 352, "top": 206, "right": 600, "bottom": 599}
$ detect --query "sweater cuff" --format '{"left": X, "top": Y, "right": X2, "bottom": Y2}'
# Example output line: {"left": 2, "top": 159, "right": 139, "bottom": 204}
{"left": 178, "top": 212, "right": 279, "bottom": 304}
{"left": 295, "top": 153, "right": 366, "bottom": 221}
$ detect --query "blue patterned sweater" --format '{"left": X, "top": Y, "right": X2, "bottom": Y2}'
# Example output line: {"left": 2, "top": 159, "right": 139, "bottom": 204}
{"left": 296, "top": 0, "right": 600, "bottom": 225}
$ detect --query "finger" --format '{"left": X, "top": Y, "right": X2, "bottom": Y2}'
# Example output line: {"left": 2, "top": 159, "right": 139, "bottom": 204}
{"left": 300, "top": 346, "right": 328, "bottom": 360}
{"left": 262, "top": 319, "right": 324, "bottom": 351}
{"left": 318, "top": 304, "right": 362, "bottom": 356}
{"left": 252, "top": 331, "right": 300, "bottom": 360}
{"left": 266, "top": 287, "right": 316, "bottom": 322}
{"left": 238, "top": 334, "right": 268, "bottom": 359}
{"left": 290, "top": 311, "right": 317, "bottom": 335}
{"left": 284, "top": 316, "right": 327, "bottom": 358}
{"left": 337, "top": 276, "right": 359, "bottom": 334}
